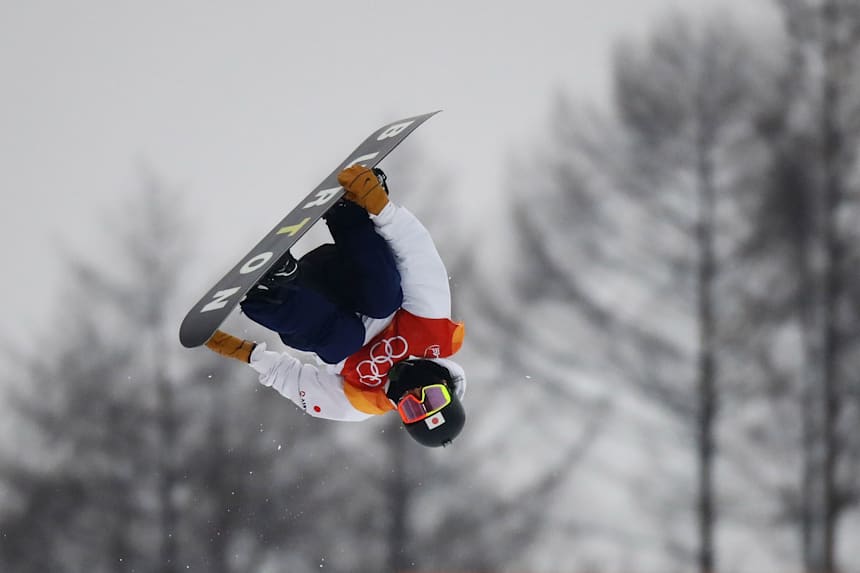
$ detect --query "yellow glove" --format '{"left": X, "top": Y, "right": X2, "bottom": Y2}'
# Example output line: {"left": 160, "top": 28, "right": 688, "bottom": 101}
{"left": 337, "top": 165, "right": 389, "bottom": 215}
{"left": 205, "top": 330, "right": 256, "bottom": 363}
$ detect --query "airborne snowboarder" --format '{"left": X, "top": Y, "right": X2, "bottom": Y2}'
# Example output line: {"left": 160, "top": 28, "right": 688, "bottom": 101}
{"left": 206, "top": 165, "right": 467, "bottom": 447}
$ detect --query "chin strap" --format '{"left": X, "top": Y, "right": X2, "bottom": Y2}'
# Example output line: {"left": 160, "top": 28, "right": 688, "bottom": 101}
{"left": 386, "top": 358, "right": 467, "bottom": 401}
{"left": 430, "top": 358, "right": 467, "bottom": 400}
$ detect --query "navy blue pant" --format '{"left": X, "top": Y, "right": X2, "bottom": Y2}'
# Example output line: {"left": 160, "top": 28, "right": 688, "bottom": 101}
{"left": 240, "top": 202, "right": 403, "bottom": 364}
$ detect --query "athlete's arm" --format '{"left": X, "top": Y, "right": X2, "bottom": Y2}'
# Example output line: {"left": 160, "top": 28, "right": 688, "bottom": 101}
{"left": 249, "top": 344, "right": 374, "bottom": 422}
{"left": 371, "top": 202, "right": 451, "bottom": 319}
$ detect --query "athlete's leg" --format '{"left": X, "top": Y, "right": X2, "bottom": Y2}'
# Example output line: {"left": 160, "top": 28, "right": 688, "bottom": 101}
{"left": 240, "top": 276, "right": 365, "bottom": 365}
{"left": 324, "top": 201, "right": 403, "bottom": 318}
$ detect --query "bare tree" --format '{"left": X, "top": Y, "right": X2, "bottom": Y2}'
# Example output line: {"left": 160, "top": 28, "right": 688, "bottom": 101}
{"left": 732, "top": 2, "right": 860, "bottom": 571}
{"left": 502, "top": 10, "right": 771, "bottom": 572}
{"left": 0, "top": 172, "right": 349, "bottom": 572}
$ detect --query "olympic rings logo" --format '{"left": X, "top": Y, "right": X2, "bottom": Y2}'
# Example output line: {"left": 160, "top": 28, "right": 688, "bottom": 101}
{"left": 356, "top": 336, "right": 409, "bottom": 387}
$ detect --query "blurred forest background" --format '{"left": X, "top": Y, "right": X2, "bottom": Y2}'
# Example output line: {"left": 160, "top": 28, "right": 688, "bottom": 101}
{"left": 2, "top": 1, "right": 860, "bottom": 572}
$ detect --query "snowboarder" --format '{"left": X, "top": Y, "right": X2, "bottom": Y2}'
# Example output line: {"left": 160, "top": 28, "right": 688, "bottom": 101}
{"left": 205, "top": 165, "right": 467, "bottom": 447}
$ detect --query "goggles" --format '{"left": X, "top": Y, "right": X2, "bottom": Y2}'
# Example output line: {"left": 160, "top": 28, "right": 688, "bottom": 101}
{"left": 396, "top": 383, "right": 452, "bottom": 424}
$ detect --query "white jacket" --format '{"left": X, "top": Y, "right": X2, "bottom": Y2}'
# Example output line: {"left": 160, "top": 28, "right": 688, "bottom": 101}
{"left": 247, "top": 202, "right": 465, "bottom": 421}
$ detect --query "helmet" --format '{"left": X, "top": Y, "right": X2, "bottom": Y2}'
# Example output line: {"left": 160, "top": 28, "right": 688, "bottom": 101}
{"left": 387, "top": 359, "right": 466, "bottom": 448}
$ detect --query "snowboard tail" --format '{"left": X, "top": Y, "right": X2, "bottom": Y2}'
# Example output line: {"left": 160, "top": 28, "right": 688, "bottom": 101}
{"left": 179, "top": 111, "right": 440, "bottom": 348}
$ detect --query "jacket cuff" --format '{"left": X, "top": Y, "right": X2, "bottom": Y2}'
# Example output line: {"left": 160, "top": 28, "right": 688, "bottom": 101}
{"left": 370, "top": 201, "right": 397, "bottom": 226}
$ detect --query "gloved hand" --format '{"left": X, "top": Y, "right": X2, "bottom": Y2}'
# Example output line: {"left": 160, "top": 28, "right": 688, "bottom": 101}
{"left": 337, "top": 165, "right": 389, "bottom": 215}
{"left": 205, "top": 329, "right": 256, "bottom": 363}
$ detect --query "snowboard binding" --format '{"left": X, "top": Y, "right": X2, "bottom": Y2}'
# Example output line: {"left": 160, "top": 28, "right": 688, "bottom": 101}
{"left": 245, "top": 251, "right": 299, "bottom": 305}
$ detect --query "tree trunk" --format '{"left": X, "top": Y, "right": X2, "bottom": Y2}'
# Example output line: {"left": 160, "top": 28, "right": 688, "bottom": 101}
{"left": 156, "top": 362, "right": 180, "bottom": 573}
{"left": 695, "top": 130, "right": 719, "bottom": 573}
{"left": 819, "top": 2, "right": 845, "bottom": 570}
{"left": 208, "top": 386, "right": 232, "bottom": 573}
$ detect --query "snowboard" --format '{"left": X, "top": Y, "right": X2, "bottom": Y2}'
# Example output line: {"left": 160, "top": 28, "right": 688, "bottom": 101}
{"left": 179, "top": 111, "right": 441, "bottom": 348}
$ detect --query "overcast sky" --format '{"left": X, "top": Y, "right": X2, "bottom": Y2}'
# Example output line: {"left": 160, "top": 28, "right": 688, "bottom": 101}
{"left": 0, "top": 0, "right": 772, "bottom": 345}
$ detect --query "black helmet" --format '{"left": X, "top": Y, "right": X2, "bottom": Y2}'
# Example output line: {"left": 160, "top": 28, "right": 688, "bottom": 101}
{"left": 387, "top": 359, "right": 466, "bottom": 448}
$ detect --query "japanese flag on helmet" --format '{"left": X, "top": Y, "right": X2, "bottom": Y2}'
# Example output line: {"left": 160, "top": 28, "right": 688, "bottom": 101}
{"left": 425, "top": 412, "right": 446, "bottom": 430}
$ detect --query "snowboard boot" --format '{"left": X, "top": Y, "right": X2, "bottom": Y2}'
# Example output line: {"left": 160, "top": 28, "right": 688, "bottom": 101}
{"left": 244, "top": 250, "right": 299, "bottom": 304}
{"left": 266, "top": 250, "right": 300, "bottom": 283}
